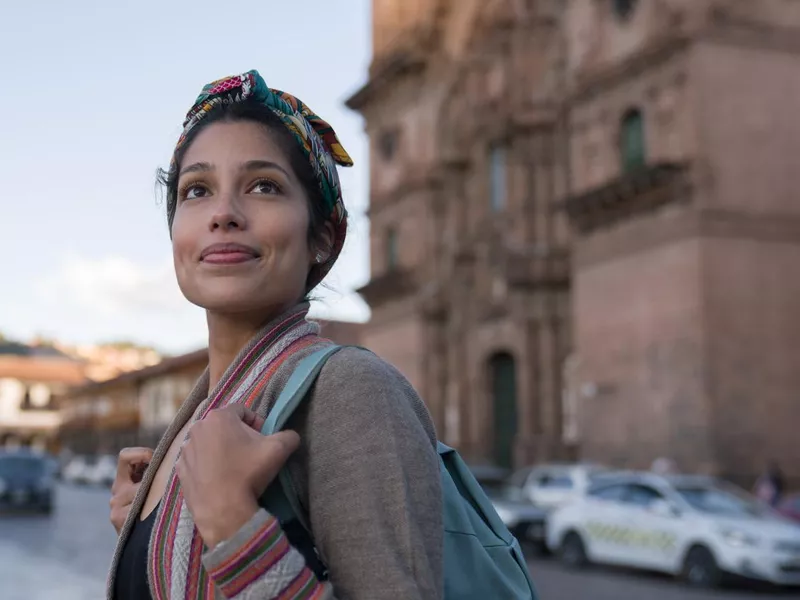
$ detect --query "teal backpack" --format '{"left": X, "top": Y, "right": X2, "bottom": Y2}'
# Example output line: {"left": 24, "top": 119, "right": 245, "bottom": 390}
{"left": 259, "top": 346, "right": 537, "bottom": 599}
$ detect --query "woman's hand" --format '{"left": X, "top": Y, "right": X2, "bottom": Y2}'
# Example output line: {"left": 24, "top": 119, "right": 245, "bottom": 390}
{"left": 176, "top": 404, "right": 300, "bottom": 549}
{"left": 110, "top": 447, "right": 154, "bottom": 534}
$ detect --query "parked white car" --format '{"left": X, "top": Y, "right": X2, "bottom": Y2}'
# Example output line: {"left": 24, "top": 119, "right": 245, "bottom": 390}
{"left": 85, "top": 454, "right": 117, "bottom": 487}
{"left": 510, "top": 463, "right": 611, "bottom": 511}
{"left": 61, "top": 456, "right": 94, "bottom": 485}
{"left": 547, "top": 472, "right": 800, "bottom": 588}
{"left": 471, "top": 465, "right": 549, "bottom": 552}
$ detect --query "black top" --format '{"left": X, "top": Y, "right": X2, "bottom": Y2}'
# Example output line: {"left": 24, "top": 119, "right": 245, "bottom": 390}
{"left": 115, "top": 503, "right": 158, "bottom": 600}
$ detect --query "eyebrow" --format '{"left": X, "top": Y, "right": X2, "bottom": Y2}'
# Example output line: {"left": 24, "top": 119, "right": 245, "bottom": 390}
{"left": 179, "top": 162, "right": 212, "bottom": 176}
{"left": 178, "top": 160, "right": 291, "bottom": 179}
{"left": 242, "top": 160, "right": 291, "bottom": 179}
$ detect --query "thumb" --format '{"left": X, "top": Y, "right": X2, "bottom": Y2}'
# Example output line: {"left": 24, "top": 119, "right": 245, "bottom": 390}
{"left": 251, "top": 431, "right": 300, "bottom": 497}
{"left": 256, "top": 430, "right": 301, "bottom": 475}
{"left": 264, "top": 430, "right": 301, "bottom": 457}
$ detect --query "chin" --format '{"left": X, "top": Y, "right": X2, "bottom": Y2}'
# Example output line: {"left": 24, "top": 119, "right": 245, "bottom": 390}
{"left": 181, "top": 281, "right": 297, "bottom": 317}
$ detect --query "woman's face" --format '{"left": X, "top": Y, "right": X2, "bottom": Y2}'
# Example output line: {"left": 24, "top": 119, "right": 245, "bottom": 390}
{"left": 171, "top": 120, "right": 315, "bottom": 317}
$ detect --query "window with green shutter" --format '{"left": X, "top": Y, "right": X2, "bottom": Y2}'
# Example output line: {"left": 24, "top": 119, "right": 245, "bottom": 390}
{"left": 620, "top": 108, "right": 646, "bottom": 173}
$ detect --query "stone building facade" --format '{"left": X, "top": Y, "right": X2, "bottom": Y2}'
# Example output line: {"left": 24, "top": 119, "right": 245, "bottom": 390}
{"left": 348, "top": 0, "right": 800, "bottom": 484}
{"left": 564, "top": 0, "right": 800, "bottom": 486}
{"left": 348, "top": 0, "right": 572, "bottom": 468}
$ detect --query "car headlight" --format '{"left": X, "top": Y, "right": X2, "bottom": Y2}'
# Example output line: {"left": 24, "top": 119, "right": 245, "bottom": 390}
{"left": 720, "top": 528, "right": 760, "bottom": 548}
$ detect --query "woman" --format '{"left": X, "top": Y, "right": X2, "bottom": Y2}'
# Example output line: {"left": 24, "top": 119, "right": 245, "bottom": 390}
{"left": 107, "top": 70, "right": 443, "bottom": 600}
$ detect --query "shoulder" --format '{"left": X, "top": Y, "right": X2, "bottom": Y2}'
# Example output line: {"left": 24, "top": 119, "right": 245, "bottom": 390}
{"left": 319, "top": 346, "right": 414, "bottom": 393}
{"left": 308, "top": 345, "right": 438, "bottom": 447}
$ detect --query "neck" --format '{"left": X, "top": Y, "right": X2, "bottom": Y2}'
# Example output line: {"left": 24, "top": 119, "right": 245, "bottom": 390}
{"left": 205, "top": 303, "right": 297, "bottom": 390}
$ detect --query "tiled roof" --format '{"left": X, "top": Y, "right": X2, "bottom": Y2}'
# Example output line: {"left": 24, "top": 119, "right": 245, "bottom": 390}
{"left": 0, "top": 356, "right": 87, "bottom": 385}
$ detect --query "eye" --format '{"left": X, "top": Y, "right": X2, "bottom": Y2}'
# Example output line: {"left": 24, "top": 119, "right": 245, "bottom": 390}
{"left": 180, "top": 183, "right": 210, "bottom": 200}
{"left": 249, "top": 178, "right": 282, "bottom": 195}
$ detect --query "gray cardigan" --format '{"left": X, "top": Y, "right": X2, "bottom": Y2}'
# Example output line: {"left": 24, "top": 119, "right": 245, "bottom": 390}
{"left": 108, "top": 335, "right": 444, "bottom": 599}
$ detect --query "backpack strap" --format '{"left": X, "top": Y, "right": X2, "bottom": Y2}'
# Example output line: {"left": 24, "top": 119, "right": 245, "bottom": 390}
{"left": 262, "top": 345, "right": 344, "bottom": 435}
{"left": 257, "top": 345, "right": 343, "bottom": 578}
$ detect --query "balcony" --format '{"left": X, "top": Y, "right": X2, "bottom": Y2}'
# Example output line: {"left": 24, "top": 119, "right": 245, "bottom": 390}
{"left": 563, "top": 162, "right": 692, "bottom": 235}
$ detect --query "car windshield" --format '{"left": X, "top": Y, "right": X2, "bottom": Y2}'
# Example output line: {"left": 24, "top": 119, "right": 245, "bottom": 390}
{"left": 674, "top": 483, "right": 768, "bottom": 518}
{"left": 476, "top": 478, "right": 528, "bottom": 502}
{"left": 0, "top": 455, "right": 46, "bottom": 479}
{"left": 585, "top": 472, "right": 613, "bottom": 488}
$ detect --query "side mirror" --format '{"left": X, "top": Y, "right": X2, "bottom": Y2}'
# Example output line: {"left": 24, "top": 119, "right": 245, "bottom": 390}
{"left": 650, "top": 499, "right": 681, "bottom": 518}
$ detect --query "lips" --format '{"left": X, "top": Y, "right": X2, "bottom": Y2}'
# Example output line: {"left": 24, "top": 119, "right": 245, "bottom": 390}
{"left": 200, "top": 242, "right": 261, "bottom": 264}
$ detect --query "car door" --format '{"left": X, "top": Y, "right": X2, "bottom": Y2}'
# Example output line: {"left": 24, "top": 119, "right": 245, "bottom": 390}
{"left": 581, "top": 483, "right": 633, "bottom": 565}
{"left": 620, "top": 484, "right": 684, "bottom": 572}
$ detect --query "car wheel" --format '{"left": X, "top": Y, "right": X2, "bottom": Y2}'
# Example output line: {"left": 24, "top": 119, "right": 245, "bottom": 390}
{"left": 682, "top": 545, "right": 722, "bottom": 588}
{"left": 559, "top": 531, "right": 588, "bottom": 569}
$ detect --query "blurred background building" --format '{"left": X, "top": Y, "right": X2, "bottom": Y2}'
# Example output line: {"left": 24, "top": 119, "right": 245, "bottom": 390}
{"left": 1, "top": 321, "right": 361, "bottom": 456}
{"left": 56, "top": 320, "right": 362, "bottom": 454}
{"left": 347, "top": 0, "right": 800, "bottom": 488}
{"left": 0, "top": 341, "right": 86, "bottom": 453}
{"left": 59, "top": 349, "right": 208, "bottom": 454}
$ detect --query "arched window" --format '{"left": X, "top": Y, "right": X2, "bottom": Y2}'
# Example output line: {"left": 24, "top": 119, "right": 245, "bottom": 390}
{"left": 620, "top": 108, "right": 646, "bottom": 173}
{"left": 489, "top": 352, "right": 518, "bottom": 468}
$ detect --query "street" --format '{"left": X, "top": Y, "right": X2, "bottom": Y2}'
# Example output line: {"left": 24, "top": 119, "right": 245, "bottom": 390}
{"left": 0, "top": 484, "right": 795, "bottom": 600}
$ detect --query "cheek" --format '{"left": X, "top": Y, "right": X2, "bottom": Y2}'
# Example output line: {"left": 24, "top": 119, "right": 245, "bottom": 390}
{"left": 170, "top": 209, "right": 199, "bottom": 285}
{"left": 171, "top": 208, "right": 200, "bottom": 258}
{"left": 261, "top": 204, "right": 311, "bottom": 263}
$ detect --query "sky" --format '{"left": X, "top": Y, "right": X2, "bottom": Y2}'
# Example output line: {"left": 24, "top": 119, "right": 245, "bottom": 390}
{"left": 0, "top": 0, "right": 372, "bottom": 354}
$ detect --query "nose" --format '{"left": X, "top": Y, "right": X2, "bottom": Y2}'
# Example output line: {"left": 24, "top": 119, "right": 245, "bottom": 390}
{"left": 209, "top": 194, "right": 247, "bottom": 232}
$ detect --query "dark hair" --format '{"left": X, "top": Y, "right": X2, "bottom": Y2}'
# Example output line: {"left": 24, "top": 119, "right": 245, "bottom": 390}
{"left": 157, "top": 101, "right": 335, "bottom": 291}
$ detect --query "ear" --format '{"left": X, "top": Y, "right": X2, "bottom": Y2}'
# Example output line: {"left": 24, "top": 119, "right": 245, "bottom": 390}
{"left": 311, "top": 221, "right": 335, "bottom": 265}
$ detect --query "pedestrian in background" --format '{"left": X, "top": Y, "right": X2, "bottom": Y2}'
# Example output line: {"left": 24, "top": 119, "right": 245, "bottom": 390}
{"left": 754, "top": 461, "right": 785, "bottom": 507}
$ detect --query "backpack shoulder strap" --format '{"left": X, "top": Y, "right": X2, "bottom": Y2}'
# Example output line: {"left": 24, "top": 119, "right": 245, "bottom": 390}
{"left": 261, "top": 344, "right": 343, "bottom": 436}
{"left": 259, "top": 344, "right": 343, "bottom": 530}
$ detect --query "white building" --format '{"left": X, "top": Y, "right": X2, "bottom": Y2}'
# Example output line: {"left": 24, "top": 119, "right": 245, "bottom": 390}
{"left": 0, "top": 350, "right": 86, "bottom": 452}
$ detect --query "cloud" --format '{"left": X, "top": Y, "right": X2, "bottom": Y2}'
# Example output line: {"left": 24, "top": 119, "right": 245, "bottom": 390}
{"left": 30, "top": 254, "right": 370, "bottom": 352}
{"left": 36, "top": 255, "right": 187, "bottom": 318}
{"left": 32, "top": 255, "right": 206, "bottom": 352}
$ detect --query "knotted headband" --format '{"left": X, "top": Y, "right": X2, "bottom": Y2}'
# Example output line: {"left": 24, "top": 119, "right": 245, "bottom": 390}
{"left": 174, "top": 69, "right": 354, "bottom": 289}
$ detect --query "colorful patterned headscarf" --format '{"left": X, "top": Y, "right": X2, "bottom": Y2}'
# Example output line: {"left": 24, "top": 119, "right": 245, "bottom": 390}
{"left": 174, "top": 69, "right": 354, "bottom": 289}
